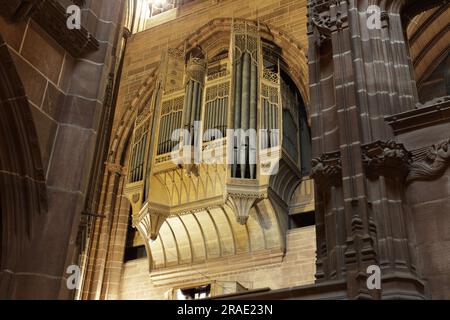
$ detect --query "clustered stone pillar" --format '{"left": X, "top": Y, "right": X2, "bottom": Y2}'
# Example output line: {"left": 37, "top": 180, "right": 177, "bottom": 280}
{"left": 308, "top": 0, "right": 425, "bottom": 299}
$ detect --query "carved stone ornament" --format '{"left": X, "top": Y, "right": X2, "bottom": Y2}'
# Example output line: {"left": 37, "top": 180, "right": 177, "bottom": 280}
{"left": 407, "top": 139, "right": 450, "bottom": 183}
{"left": 226, "top": 192, "right": 267, "bottom": 225}
{"left": 309, "top": 0, "right": 347, "bottom": 44}
{"left": 105, "top": 162, "right": 127, "bottom": 176}
{"left": 134, "top": 207, "right": 169, "bottom": 241}
{"left": 311, "top": 151, "right": 342, "bottom": 189}
{"left": 362, "top": 140, "right": 411, "bottom": 180}
{"left": 186, "top": 57, "right": 206, "bottom": 84}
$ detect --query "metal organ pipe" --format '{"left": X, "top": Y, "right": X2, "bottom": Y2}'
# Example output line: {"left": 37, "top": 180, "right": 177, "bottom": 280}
{"left": 167, "top": 111, "right": 174, "bottom": 153}
{"left": 204, "top": 102, "right": 210, "bottom": 140}
{"left": 211, "top": 99, "right": 216, "bottom": 132}
{"left": 140, "top": 136, "right": 146, "bottom": 178}
{"left": 233, "top": 59, "right": 242, "bottom": 177}
{"left": 184, "top": 80, "right": 193, "bottom": 134}
{"left": 131, "top": 143, "right": 137, "bottom": 181}
{"left": 165, "top": 115, "right": 170, "bottom": 153}
{"left": 215, "top": 99, "right": 221, "bottom": 135}
{"left": 176, "top": 111, "right": 182, "bottom": 150}
{"left": 161, "top": 115, "right": 167, "bottom": 154}
{"left": 249, "top": 60, "right": 257, "bottom": 179}
{"left": 208, "top": 101, "right": 214, "bottom": 139}
{"left": 222, "top": 97, "right": 228, "bottom": 135}
{"left": 136, "top": 138, "right": 143, "bottom": 179}
{"left": 170, "top": 113, "right": 175, "bottom": 151}
{"left": 261, "top": 99, "right": 265, "bottom": 150}
{"left": 268, "top": 103, "right": 275, "bottom": 148}
{"left": 158, "top": 116, "right": 164, "bottom": 154}
{"left": 190, "top": 81, "right": 199, "bottom": 145}
{"left": 196, "top": 86, "right": 203, "bottom": 125}
{"left": 240, "top": 52, "right": 251, "bottom": 178}
{"left": 273, "top": 106, "right": 278, "bottom": 147}
{"left": 264, "top": 99, "right": 269, "bottom": 149}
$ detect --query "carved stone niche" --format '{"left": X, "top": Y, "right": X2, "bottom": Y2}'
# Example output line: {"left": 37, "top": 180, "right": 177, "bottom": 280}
{"left": 362, "top": 140, "right": 411, "bottom": 180}
{"left": 311, "top": 151, "right": 342, "bottom": 190}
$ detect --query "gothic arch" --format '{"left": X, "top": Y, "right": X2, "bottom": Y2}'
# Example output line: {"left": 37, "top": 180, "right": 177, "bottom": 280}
{"left": 181, "top": 18, "right": 309, "bottom": 104}
{"left": 0, "top": 33, "right": 47, "bottom": 295}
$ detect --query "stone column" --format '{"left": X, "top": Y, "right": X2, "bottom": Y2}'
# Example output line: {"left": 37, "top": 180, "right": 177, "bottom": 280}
{"left": 308, "top": 0, "right": 425, "bottom": 299}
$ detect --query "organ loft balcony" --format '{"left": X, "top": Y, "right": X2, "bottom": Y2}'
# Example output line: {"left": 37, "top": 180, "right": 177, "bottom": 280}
{"left": 123, "top": 20, "right": 313, "bottom": 271}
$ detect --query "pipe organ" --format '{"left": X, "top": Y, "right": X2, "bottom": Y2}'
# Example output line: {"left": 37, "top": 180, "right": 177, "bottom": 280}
{"left": 124, "top": 20, "right": 311, "bottom": 262}
{"left": 158, "top": 97, "right": 184, "bottom": 155}
{"left": 183, "top": 57, "right": 206, "bottom": 146}
{"left": 203, "top": 83, "right": 229, "bottom": 141}
{"left": 230, "top": 21, "right": 260, "bottom": 180}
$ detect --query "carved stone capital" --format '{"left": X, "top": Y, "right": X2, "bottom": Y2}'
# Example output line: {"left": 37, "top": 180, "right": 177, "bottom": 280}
{"left": 311, "top": 151, "right": 342, "bottom": 189}
{"left": 362, "top": 140, "right": 410, "bottom": 180}
{"left": 407, "top": 139, "right": 450, "bottom": 183}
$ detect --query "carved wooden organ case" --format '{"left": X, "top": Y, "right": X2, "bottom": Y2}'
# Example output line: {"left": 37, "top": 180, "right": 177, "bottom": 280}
{"left": 124, "top": 20, "right": 306, "bottom": 251}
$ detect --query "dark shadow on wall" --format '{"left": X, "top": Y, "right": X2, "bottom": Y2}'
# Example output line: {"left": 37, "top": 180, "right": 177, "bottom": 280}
{"left": 0, "top": 32, "right": 48, "bottom": 298}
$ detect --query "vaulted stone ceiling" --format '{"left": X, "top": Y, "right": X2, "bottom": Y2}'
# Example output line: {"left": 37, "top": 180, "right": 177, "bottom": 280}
{"left": 406, "top": 2, "right": 450, "bottom": 84}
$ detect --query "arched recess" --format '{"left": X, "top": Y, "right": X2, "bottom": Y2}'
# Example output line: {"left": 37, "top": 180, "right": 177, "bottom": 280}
{"left": 0, "top": 33, "right": 47, "bottom": 296}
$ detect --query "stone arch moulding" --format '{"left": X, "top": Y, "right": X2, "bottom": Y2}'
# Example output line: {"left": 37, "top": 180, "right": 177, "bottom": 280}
{"left": 108, "top": 18, "right": 310, "bottom": 170}
{"left": 0, "top": 33, "right": 47, "bottom": 297}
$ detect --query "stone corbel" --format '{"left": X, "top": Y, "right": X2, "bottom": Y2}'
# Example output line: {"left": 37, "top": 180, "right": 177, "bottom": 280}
{"left": 226, "top": 191, "right": 267, "bottom": 225}
{"left": 407, "top": 139, "right": 450, "bottom": 183}
{"left": 362, "top": 140, "right": 410, "bottom": 180}
{"left": 311, "top": 151, "right": 342, "bottom": 190}
{"left": 134, "top": 205, "right": 169, "bottom": 241}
